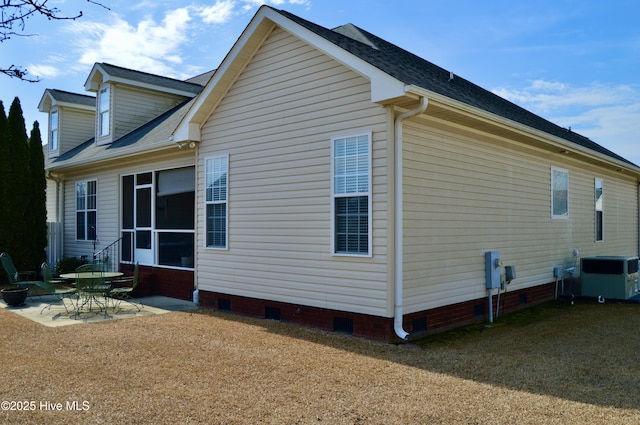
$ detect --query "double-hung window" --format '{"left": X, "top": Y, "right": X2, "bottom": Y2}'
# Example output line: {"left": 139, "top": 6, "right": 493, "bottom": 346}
{"left": 551, "top": 167, "right": 568, "bottom": 218}
{"left": 595, "top": 178, "right": 604, "bottom": 241}
{"left": 50, "top": 110, "right": 59, "bottom": 151}
{"left": 332, "top": 133, "right": 371, "bottom": 256}
{"left": 76, "top": 180, "right": 97, "bottom": 240}
{"left": 205, "top": 155, "right": 228, "bottom": 249}
{"left": 98, "top": 86, "right": 110, "bottom": 136}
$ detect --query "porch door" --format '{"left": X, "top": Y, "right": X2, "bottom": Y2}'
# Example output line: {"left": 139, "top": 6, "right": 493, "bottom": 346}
{"left": 135, "top": 173, "right": 154, "bottom": 265}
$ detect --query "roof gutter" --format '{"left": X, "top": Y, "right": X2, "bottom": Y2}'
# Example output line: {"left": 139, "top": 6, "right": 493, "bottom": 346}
{"left": 393, "top": 96, "right": 428, "bottom": 341}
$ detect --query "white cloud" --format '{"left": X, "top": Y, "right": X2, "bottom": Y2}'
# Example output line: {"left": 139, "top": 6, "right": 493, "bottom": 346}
{"left": 493, "top": 80, "right": 640, "bottom": 164}
{"left": 240, "top": 0, "right": 310, "bottom": 11}
{"left": 493, "top": 80, "right": 637, "bottom": 113}
{"left": 68, "top": 8, "right": 192, "bottom": 77}
{"left": 556, "top": 103, "right": 640, "bottom": 163}
{"left": 197, "top": 0, "right": 236, "bottom": 24}
{"left": 25, "top": 64, "right": 61, "bottom": 79}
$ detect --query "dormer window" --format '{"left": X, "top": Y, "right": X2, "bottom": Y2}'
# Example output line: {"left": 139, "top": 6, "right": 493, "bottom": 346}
{"left": 98, "top": 86, "right": 110, "bottom": 136}
{"left": 50, "top": 109, "right": 59, "bottom": 151}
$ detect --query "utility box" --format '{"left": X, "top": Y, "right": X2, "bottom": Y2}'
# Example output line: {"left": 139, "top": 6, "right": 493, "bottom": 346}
{"left": 580, "top": 256, "right": 639, "bottom": 300}
{"left": 485, "top": 251, "right": 501, "bottom": 289}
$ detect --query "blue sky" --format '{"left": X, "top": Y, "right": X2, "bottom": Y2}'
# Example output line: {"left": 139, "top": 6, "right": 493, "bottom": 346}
{"left": 3, "top": 0, "right": 640, "bottom": 164}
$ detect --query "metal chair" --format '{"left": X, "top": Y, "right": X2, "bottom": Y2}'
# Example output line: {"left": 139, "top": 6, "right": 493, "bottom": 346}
{"left": 1, "top": 252, "right": 41, "bottom": 298}
{"left": 38, "top": 262, "right": 77, "bottom": 314}
{"left": 108, "top": 262, "right": 142, "bottom": 311}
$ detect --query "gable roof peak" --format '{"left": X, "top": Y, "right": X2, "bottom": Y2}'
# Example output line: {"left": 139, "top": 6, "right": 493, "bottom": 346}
{"left": 331, "top": 23, "right": 379, "bottom": 50}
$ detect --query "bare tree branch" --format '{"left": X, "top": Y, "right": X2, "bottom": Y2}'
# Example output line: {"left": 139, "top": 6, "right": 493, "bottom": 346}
{"left": 1, "top": 0, "right": 109, "bottom": 82}
{"left": 1, "top": 64, "right": 39, "bottom": 82}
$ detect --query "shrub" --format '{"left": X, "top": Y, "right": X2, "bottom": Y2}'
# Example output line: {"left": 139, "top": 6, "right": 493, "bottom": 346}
{"left": 56, "top": 256, "right": 88, "bottom": 274}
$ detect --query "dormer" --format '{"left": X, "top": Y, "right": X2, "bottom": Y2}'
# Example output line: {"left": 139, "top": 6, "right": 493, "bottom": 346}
{"left": 38, "top": 89, "right": 96, "bottom": 158}
{"left": 84, "top": 63, "right": 203, "bottom": 146}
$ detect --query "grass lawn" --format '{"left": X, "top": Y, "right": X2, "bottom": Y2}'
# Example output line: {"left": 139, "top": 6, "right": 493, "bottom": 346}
{"left": 1, "top": 297, "right": 639, "bottom": 424}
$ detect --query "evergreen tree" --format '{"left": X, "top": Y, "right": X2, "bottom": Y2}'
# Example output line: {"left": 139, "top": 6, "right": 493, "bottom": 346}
{"left": 6, "top": 97, "right": 31, "bottom": 271}
{"left": 0, "top": 101, "right": 7, "bottom": 258}
{"left": 28, "top": 121, "right": 48, "bottom": 268}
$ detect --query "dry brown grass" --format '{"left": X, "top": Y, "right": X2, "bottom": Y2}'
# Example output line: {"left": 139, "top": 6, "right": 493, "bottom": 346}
{"left": 1, "top": 299, "right": 639, "bottom": 424}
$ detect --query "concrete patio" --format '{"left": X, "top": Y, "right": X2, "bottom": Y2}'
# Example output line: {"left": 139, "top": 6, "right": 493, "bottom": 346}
{"left": 1, "top": 294, "right": 197, "bottom": 327}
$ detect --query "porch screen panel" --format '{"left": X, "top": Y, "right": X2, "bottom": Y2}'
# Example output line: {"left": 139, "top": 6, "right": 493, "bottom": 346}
{"left": 156, "top": 167, "right": 195, "bottom": 267}
{"left": 121, "top": 175, "right": 134, "bottom": 262}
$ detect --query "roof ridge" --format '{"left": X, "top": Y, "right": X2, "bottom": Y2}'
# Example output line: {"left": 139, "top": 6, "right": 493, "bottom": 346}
{"left": 48, "top": 88, "right": 95, "bottom": 98}
{"left": 99, "top": 62, "right": 203, "bottom": 89}
{"left": 273, "top": 8, "right": 635, "bottom": 166}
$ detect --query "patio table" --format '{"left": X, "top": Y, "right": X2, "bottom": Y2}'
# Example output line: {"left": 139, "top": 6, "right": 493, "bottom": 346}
{"left": 60, "top": 272, "right": 124, "bottom": 280}
{"left": 60, "top": 272, "right": 124, "bottom": 317}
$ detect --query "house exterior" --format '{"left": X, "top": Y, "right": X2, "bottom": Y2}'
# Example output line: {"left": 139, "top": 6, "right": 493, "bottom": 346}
{"left": 43, "top": 6, "right": 640, "bottom": 340}
{"left": 42, "top": 64, "right": 214, "bottom": 299}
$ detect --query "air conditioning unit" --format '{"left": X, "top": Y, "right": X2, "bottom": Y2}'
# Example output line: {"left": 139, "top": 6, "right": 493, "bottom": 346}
{"left": 580, "top": 256, "right": 639, "bottom": 300}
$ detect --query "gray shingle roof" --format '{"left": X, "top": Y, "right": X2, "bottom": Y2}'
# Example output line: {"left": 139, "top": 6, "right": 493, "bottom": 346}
{"left": 51, "top": 99, "right": 194, "bottom": 166}
{"left": 50, "top": 66, "right": 213, "bottom": 166}
{"left": 274, "top": 8, "right": 635, "bottom": 166}
{"left": 184, "top": 69, "right": 216, "bottom": 86}
{"left": 98, "top": 63, "right": 203, "bottom": 95}
{"left": 47, "top": 89, "right": 95, "bottom": 106}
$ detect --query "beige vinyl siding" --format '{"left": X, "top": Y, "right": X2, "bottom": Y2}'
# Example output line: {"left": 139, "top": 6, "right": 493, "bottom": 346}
{"left": 197, "top": 28, "right": 391, "bottom": 317}
{"left": 401, "top": 115, "right": 638, "bottom": 313}
{"left": 58, "top": 107, "right": 95, "bottom": 155}
{"left": 108, "top": 84, "right": 191, "bottom": 142}
{"left": 46, "top": 179, "right": 58, "bottom": 222}
{"left": 61, "top": 154, "right": 194, "bottom": 261}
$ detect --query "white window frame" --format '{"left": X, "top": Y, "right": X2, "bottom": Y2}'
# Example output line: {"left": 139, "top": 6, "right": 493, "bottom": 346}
{"left": 50, "top": 109, "right": 59, "bottom": 151}
{"left": 330, "top": 132, "right": 372, "bottom": 257}
{"left": 595, "top": 177, "right": 604, "bottom": 242}
{"left": 551, "top": 167, "right": 569, "bottom": 219}
{"left": 76, "top": 179, "right": 97, "bottom": 241}
{"left": 98, "top": 86, "right": 110, "bottom": 137}
{"left": 205, "top": 154, "right": 229, "bottom": 250}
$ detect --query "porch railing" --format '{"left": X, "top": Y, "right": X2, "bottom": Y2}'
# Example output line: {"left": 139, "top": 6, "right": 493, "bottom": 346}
{"left": 93, "top": 237, "right": 123, "bottom": 272}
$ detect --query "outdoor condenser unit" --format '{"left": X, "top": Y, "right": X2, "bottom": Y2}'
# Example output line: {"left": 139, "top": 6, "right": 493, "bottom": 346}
{"left": 580, "top": 256, "right": 639, "bottom": 300}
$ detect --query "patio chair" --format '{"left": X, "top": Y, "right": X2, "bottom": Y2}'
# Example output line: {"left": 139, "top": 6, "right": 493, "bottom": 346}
{"left": 108, "top": 262, "right": 141, "bottom": 311}
{"left": 74, "top": 263, "right": 109, "bottom": 318}
{"left": 1, "top": 252, "right": 42, "bottom": 298}
{"left": 37, "top": 262, "right": 77, "bottom": 314}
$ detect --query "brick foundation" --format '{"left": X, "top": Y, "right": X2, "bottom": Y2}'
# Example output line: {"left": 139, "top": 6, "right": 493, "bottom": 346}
{"left": 120, "top": 264, "right": 194, "bottom": 301}
{"left": 198, "top": 281, "right": 556, "bottom": 341}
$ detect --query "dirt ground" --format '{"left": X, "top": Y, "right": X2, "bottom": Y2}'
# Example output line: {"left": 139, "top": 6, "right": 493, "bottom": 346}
{"left": 1, "top": 299, "right": 639, "bottom": 424}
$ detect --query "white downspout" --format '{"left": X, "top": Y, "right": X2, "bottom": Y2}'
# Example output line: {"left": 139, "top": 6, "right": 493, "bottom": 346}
{"left": 394, "top": 96, "right": 428, "bottom": 341}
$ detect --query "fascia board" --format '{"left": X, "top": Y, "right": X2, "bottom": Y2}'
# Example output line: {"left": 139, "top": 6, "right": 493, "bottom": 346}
{"left": 84, "top": 64, "right": 104, "bottom": 91}
{"left": 37, "top": 91, "right": 54, "bottom": 112}
{"left": 173, "top": 122, "right": 201, "bottom": 144}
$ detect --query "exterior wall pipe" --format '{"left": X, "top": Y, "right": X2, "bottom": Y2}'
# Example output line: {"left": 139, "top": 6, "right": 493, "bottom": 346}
{"left": 393, "top": 96, "right": 428, "bottom": 340}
